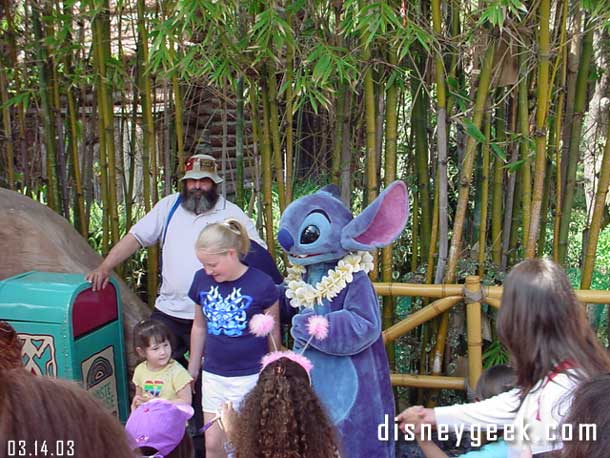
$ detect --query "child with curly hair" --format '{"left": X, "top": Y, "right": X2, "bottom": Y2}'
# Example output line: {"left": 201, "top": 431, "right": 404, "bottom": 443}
{"left": 220, "top": 356, "right": 341, "bottom": 458}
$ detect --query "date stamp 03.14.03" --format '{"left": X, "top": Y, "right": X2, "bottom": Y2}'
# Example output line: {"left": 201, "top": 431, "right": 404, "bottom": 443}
{"left": 6, "top": 440, "right": 75, "bottom": 457}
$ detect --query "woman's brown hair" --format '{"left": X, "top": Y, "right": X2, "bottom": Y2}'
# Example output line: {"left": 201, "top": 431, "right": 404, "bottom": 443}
{"left": 559, "top": 373, "right": 610, "bottom": 458}
{"left": 0, "top": 321, "right": 23, "bottom": 371}
{"left": 0, "top": 369, "right": 135, "bottom": 458}
{"left": 233, "top": 357, "right": 341, "bottom": 458}
{"left": 496, "top": 258, "right": 610, "bottom": 400}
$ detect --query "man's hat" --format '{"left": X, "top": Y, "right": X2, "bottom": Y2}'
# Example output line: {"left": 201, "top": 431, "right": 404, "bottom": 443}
{"left": 126, "top": 399, "right": 194, "bottom": 457}
{"left": 181, "top": 154, "right": 224, "bottom": 184}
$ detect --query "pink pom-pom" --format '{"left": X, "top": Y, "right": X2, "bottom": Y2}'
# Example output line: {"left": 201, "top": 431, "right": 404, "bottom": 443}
{"left": 249, "top": 313, "right": 275, "bottom": 337}
{"left": 307, "top": 315, "right": 329, "bottom": 340}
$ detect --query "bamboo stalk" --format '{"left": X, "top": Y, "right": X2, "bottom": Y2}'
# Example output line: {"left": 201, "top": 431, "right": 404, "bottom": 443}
{"left": 66, "top": 84, "right": 87, "bottom": 237}
{"left": 433, "top": 42, "right": 495, "bottom": 377}
{"left": 63, "top": 1, "right": 86, "bottom": 237}
{"left": 552, "top": 0, "right": 570, "bottom": 262}
{"left": 374, "top": 283, "right": 610, "bottom": 304}
{"left": 359, "top": 0, "right": 377, "bottom": 207}
{"left": 259, "top": 85, "right": 276, "bottom": 258}
{"left": 517, "top": 51, "right": 531, "bottom": 250}
{"left": 92, "top": 48, "right": 109, "bottom": 254}
{"left": 465, "top": 276, "right": 482, "bottom": 387}
{"left": 509, "top": 163, "right": 522, "bottom": 264}
{"left": 47, "top": 1, "right": 69, "bottom": 219}
{"left": 340, "top": 91, "right": 353, "bottom": 202}
{"left": 0, "top": 69, "right": 15, "bottom": 189}
{"left": 235, "top": 78, "right": 245, "bottom": 207}
{"left": 491, "top": 89, "right": 505, "bottom": 265}
{"left": 221, "top": 82, "right": 228, "bottom": 198}
{"left": 501, "top": 96, "right": 519, "bottom": 269}
{"left": 445, "top": 43, "right": 496, "bottom": 282}
{"left": 331, "top": 84, "right": 346, "bottom": 186}
{"left": 412, "top": 76, "right": 431, "bottom": 258}
{"left": 375, "top": 283, "right": 467, "bottom": 298}
{"left": 525, "top": 0, "right": 552, "bottom": 257}
{"left": 390, "top": 374, "right": 465, "bottom": 390}
{"left": 411, "top": 182, "right": 420, "bottom": 272}
{"left": 1, "top": 0, "right": 25, "bottom": 189}
{"left": 558, "top": 15, "right": 594, "bottom": 264}
{"left": 581, "top": 117, "right": 610, "bottom": 289}
{"left": 432, "top": 0, "right": 447, "bottom": 283}
{"left": 478, "top": 113, "right": 491, "bottom": 276}
{"left": 32, "top": 2, "right": 60, "bottom": 213}
{"left": 382, "top": 48, "right": 400, "bottom": 366}
{"left": 266, "top": 63, "right": 286, "bottom": 213}
{"left": 93, "top": 0, "right": 119, "bottom": 246}
{"left": 168, "top": 36, "right": 184, "bottom": 175}
{"left": 285, "top": 12, "right": 295, "bottom": 203}
{"left": 536, "top": 158, "right": 553, "bottom": 256}
{"left": 426, "top": 172, "right": 440, "bottom": 284}
{"left": 136, "top": 0, "right": 158, "bottom": 305}
{"left": 383, "top": 296, "right": 464, "bottom": 343}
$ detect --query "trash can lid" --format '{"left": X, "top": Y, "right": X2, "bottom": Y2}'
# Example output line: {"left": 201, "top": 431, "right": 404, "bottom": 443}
{"left": 0, "top": 271, "right": 93, "bottom": 324}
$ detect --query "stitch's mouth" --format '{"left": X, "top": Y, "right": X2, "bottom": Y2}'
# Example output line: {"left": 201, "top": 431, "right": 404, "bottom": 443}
{"left": 292, "top": 253, "right": 322, "bottom": 259}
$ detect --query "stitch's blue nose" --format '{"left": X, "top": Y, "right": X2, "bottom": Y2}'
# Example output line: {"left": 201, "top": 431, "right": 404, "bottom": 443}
{"left": 278, "top": 228, "right": 294, "bottom": 251}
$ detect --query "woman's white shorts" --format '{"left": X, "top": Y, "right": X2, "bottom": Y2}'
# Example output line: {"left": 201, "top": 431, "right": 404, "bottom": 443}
{"left": 201, "top": 370, "right": 259, "bottom": 413}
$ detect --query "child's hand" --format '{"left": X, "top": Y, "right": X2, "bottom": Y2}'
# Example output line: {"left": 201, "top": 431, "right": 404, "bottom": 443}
{"left": 220, "top": 401, "right": 237, "bottom": 439}
{"left": 395, "top": 405, "right": 436, "bottom": 433}
{"left": 187, "top": 365, "right": 200, "bottom": 393}
{"left": 131, "top": 393, "right": 150, "bottom": 410}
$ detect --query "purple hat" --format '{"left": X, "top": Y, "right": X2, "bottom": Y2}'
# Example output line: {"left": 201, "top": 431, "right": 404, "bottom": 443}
{"left": 126, "top": 399, "right": 194, "bottom": 457}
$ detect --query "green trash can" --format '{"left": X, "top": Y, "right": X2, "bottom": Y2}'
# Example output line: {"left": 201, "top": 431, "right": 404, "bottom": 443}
{"left": 0, "top": 271, "right": 129, "bottom": 422}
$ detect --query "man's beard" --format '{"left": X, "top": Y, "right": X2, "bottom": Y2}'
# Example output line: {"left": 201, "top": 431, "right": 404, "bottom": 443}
{"left": 181, "top": 184, "right": 219, "bottom": 215}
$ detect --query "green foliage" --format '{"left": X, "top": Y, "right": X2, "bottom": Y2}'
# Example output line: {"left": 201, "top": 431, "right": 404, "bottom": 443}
{"left": 483, "top": 339, "right": 509, "bottom": 368}
{"left": 463, "top": 118, "right": 486, "bottom": 144}
{"left": 88, "top": 202, "right": 148, "bottom": 295}
{"left": 477, "top": 0, "right": 528, "bottom": 29}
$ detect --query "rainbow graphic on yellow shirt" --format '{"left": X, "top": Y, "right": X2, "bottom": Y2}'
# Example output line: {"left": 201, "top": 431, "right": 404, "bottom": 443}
{"left": 143, "top": 380, "right": 164, "bottom": 397}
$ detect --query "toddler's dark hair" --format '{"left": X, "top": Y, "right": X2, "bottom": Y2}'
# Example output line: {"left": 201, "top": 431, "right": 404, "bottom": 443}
{"left": 473, "top": 364, "right": 516, "bottom": 400}
{"left": 133, "top": 319, "right": 173, "bottom": 351}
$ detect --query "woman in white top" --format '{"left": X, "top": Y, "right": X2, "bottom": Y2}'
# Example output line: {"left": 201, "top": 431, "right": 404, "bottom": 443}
{"left": 396, "top": 258, "right": 610, "bottom": 457}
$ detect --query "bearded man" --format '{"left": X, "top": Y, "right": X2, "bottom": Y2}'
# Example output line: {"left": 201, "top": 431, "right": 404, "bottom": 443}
{"left": 86, "top": 154, "right": 279, "bottom": 362}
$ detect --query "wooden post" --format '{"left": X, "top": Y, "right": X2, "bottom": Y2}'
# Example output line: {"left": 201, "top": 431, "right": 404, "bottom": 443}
{"left": 465, "top": 276, "right": 483, "bottom": 388}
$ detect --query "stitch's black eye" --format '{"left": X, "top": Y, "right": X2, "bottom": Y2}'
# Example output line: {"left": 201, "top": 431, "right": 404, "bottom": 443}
{"left": 300, "top": 225, "right": 320, "bottom": 244}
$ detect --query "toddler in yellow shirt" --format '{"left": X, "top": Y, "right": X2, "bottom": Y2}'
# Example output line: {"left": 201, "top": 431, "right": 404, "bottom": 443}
{"left": 131, "top": 319, "right": 193, "bottom": 411}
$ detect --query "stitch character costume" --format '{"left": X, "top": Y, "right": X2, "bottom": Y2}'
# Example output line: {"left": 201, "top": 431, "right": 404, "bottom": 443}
{"left": 277, "top": 181, "right": 409, "bottom": 458}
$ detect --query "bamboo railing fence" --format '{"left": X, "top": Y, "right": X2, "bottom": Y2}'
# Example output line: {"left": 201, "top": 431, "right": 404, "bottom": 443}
{"left": 375, "top": 278, "right": 610, "bottom": 391}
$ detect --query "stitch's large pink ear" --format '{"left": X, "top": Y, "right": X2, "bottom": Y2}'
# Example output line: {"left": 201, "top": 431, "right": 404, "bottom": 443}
{"left": 341, "top": 181, "right": 409, "bottom": 251}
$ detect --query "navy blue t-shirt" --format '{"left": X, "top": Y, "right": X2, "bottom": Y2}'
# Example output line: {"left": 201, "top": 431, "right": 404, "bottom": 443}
{"left": 188, "top": 267, "right": 279, "bottom": 376}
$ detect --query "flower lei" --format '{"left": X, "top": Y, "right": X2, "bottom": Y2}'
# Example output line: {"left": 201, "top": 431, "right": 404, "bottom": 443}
{"left": 285, "top": 251, "right": 374, "bottom": 309}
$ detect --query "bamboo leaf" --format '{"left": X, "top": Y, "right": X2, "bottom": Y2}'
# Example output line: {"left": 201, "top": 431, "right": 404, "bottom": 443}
{"left": 490, "top": 143, "right": 507, "bottom": 162}
{"left": 463, "top": 118, "right": 486, "bottom": 144}
{"left": 312, "top": 53, "right": 332, "bottom": 83}
{"left": 2, "top": 92, "right": 31, "bottom": 110}
{"left": 504, "top": 159, "right": 526, "bottom": 172}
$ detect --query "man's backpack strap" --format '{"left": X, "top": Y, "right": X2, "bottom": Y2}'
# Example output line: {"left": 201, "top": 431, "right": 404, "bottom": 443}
{"left": 162, "top": 194, "right": 183, "bottom": 248}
